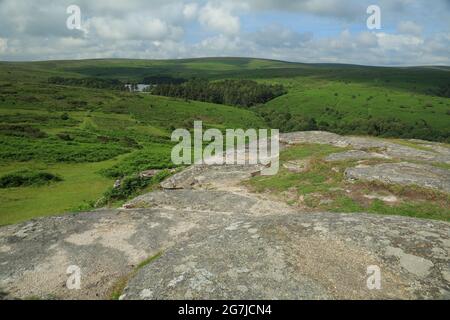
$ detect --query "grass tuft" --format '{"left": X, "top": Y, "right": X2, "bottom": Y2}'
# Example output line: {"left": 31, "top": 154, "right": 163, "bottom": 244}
{"left": 109, "top": 251, "right": 163, "bottom": 300}
{"left": 0, "top": 170, "right": 62, "bottom": 188}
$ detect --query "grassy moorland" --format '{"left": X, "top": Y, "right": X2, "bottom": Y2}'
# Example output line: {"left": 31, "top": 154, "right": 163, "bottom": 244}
{"left": 0, "top": 57, "right": 449, "bottom": 225}
{"left": 0, "top": 59, "right": 268, "bottom": 224}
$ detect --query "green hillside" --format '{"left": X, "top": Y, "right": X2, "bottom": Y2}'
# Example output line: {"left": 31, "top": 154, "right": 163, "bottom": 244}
{"left": 6, "top": 57, "right": 445, "bottom": 140}
{"left": 0, "top": 57, "right": 449, "bottom": 224}
{"left": 0, "top": 59, "right": 267, "bottom": 225}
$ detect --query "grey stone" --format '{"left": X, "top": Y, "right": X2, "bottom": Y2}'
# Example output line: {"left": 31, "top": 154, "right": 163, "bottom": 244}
{"left": 364, "top": 194, "right": 398, "bottom": 203}
{"left": 139, "top": 169, "right": 161, "bottom": 179}
{"left": 125, "top": 190, "right": 259, "bottom": 214}
{"left": 385, "top": 246, "right": 434, "bottom": 278}
{"left": 281, "top": 131, "right": 350, "bottom": 147}
{"left": 325, "top": 150, "right": 390, "bottom": 162}
{"left": 345, "top": 162, "right": 450, "bottom": 193}
{"left": 113, "top": 180, "right": 121, "bottom": 189}
{"left": 283, "top": 159, "right": 310, "bottom": 173}
{"left": 281, "top": 131, "right": 450, "bottom": 163}
{"left": 122, "top": 212, "right": 450, "bottom": 300}
{"left": 161, "top": 164, "right": 262, "bottom": 190}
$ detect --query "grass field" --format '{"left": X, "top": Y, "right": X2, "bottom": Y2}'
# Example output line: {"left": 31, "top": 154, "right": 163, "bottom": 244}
{"left": 0, "top": 160, "right": 117, "bottom": 225}
{"left": 259, "top": 77, "right": 449, "bottom": 140}
{"left": 0, "top": 57, "right": 449, "bottom": 225}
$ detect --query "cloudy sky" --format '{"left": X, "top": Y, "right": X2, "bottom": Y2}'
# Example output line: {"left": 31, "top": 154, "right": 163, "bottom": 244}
{"left": 0, "top": 0, "right": 449, "bottom": 65}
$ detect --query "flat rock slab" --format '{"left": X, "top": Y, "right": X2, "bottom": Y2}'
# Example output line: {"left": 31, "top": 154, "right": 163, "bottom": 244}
{"left": 161, "top": 164, "right": 263, "bottom": 190}
{"left": 2, "top": 193, "right": 449, "bottom": 300}
{"left": 126, "top": 190, "right": 258, "bottom": 213}
{"left": 325, "top": 150, "right": 390, "bottom": 162}
{"left": 345, "top": 162, "right": 450, "bottom": 193}
{"left": 281, "top": 131, "right": 350, "bottom": 147}
{"left": 281, "top": 131, "right": 450, "bottom": 163}
{"left": 0, "top": 206, "right": 235, "bottom": 300}
{"left": 125, "top": 189, "right": 293, "bottom": 216}
{"left": 122, "top": 212, "right": 450, "bottom": 300}
{"left": 283, "top": 159, "right": 311, "bottom": 173}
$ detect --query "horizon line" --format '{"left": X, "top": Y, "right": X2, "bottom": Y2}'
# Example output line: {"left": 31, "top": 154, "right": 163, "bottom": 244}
{"left": 0, "top": 56, "right": 449, "bottom": 69}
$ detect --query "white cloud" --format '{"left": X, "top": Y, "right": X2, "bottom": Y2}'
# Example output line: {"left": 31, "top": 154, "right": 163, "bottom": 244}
{"left": 198, "top": 2, "right": 240, "bottom": 35}
{"left": 0, "top": 0, "right": 448, "bottom": 65}
{"left": 87, "top": 14, "right": 183, "bottom": 41}
{"left": 376, "top": 32, "right": 424, "bottom": 51}
{"left": 397, "top": 21, "right": 422, "bottom": 36}
{"left": 0, "top": 38, "right": 8, "bottom": 53}
{"left": 230, "top": 0, "right": 364, "bottom": 20}
{"left": 183, "top": 3, "right": 199, "bottom": 20}
{"left": 355, "top": 32, "right": 378, "bottom": 48}
{"left": 250, "top": 24, "right": 312, "bottom": 48}
{"left": 197, "top": 34, "right": 241, "bottom": 53}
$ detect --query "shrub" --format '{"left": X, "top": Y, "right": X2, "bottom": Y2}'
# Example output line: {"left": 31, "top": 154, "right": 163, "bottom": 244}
{"left": 151, "top": 79, "right": 286, "bottom": 108}
{"left": 48, "top": 77, "right": 125, "bottom": 91}
{"left": 100, "top": 144, "right": 175, "bottom": 178}
{"left": 120, "top": 137, "right": 140, "bottom": 148}
{"left": 99, "top": 170, "right": 172, "bottom": 204}
{"left": 0, "top": 170, "right": 63, "bottom": 188}
{"left": 0, "top": 124, "right": 47, "bottom": 138}
{"left": 68, "top": 100, "right": 88, "bottom": 108}
{"left": 57, "top": 133, "right": 73, "bottom": 141}
{"left": 0, "top": 135, "right": 131, "bottom": 163}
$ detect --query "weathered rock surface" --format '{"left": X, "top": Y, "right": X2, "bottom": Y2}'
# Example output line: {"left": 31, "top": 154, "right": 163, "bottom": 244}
{"left": 139, "top": 169, "right": 162, "bottom": 179}
{"left": 2, "top": 193, "right": 448, "bottom": 300}
{"left": 281, "top": 131, "right": 350, "bottom": 148}
{"left": 160, "top": 164, "right": 263, "bottom": 190}
{"left": 0, "top": 202, "right": 242, "bottom": 299}
{"left": 345, "top": 162, "right": 450, "bottom": 193}
{"left": 123, "top": 212, "right": 450, "bottom": 300}
{"left": 282, "top": 131, "right": 450, "bottom": 193}
{"left": 125, "top": 189, "right": 294, "bottom": 216}
{"left": 1, "top": 131, "right": 449, "bottom": 300}
{"left": 283, "top": 159, "right": 311, "bottom": 173}
{"left": 325, "top": 150, "right": 390, "bottom": 162}
{"left": 364, "top": 194, "right": 398, "bottom": 203}
{"left": 281, "top": 131, "right": 450, "bottom": 164}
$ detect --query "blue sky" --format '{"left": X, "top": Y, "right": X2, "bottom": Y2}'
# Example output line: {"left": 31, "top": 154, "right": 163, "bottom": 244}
{"left": 0, "top": 0, "right": 449, "bottom": 65}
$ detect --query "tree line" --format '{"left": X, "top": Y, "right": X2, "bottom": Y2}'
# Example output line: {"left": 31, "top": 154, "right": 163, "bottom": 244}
{"left": 142, "top": 76, "right": 186, "bottom": 85}
{"left": 150, "top": 79, "right": 286, "bottom": 107}
{"left": 48, "top": 77, "right": 126, "bottom": 90}
{"left": 260, "top": 110, "right": 450, "bottom": 143}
